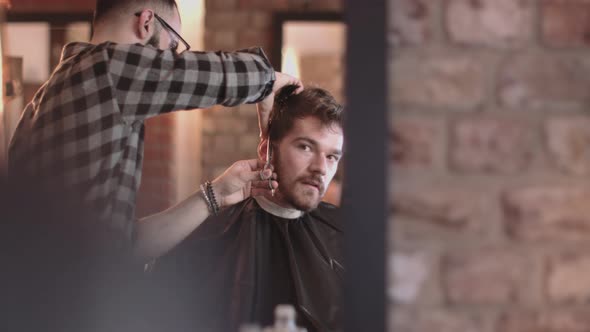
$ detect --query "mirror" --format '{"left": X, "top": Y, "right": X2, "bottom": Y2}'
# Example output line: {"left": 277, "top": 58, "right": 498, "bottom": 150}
{"left": 274, "top": 12, "right": 346, "bottom": 206}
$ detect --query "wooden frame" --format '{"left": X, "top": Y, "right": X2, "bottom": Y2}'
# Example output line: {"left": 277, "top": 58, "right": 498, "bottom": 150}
{"left": 343, "top": 0, "right": 387, "bottom": 331}
{"left": 271, "top": 12, "right": 343, "bottom": 71}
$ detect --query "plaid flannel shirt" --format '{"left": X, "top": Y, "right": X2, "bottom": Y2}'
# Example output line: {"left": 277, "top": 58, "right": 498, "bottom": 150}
{"left": 8, "top": 42, "right": 275, "bottom": 240}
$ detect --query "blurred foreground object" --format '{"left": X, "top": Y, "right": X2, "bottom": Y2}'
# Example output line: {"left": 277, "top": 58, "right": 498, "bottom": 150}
{"left": 263, "top": 305, "right": 307, "bottom": 332}
{"left": 239, "top": 305, "right": 307, "bottom": 332}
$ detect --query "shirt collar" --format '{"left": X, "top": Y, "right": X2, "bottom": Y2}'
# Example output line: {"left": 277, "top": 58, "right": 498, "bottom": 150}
{"left": 254, "top": 196, "right": 304, "bottom": 219}
{"left": 60, "top": 42, "right": 94, "bottom": 61}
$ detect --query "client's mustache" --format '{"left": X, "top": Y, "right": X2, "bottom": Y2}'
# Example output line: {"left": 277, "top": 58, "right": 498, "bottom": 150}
{"left": 298, "top": 175, "right": 325, "bottom": 193}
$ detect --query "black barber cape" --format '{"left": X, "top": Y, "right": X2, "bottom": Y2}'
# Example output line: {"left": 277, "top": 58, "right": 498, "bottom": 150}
{"left": 152, "top": 197, "right": 343, "bottom": 332}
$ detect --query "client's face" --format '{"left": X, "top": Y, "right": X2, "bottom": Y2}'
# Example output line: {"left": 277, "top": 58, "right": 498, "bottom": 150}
{"left": 272, "top": 116, "right": 343, "bottom": 211}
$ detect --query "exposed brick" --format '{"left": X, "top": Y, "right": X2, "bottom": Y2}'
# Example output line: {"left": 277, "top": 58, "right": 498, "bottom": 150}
{"left": 391, "top": 308, "right": 486, "bottom": 332}
{"left": 391, "top": 51, "right": 489, "bottom": 109}
{"left": 238, "top": 0, "right": 289, "bottom": 10}
{"left": 201, "top": 116, "right": 216, "bottom": 135}
{"left": 207, "top": 30, "right": 238, "bottom": 50}
{"left": 389, "top": 0, "right": 432, "bottom": 46}
{"left": 237, "top": 29, "right": 270, "bottom": 50}
{"left": 202, "top": 135, "right": 238, "bottom": 165}
{"left": 547, "top": 253, "right": 590, "bottom": 303}
{"left": 145, "top": 113, "right": 176, "bottom": 128}
{"left": 498, "top": 53, "right": 590, "bottom": 111}
{"left": 391, "top": 185, "right": 487, "bottom": 230}
{"left": 249, "top": 12, "right": 272, "bottom": 29}
{"left": 205, "top": 12, "right": 249, "bottom": 30}
{"left": 142, "top": 161, "right": 171, "bottom": 179}
{"left": 388, "top": 251, "right": 438, "bottom": 305}
{"left": 546, "top": 116, "right": 590, "bottom": 175}
{"left": 310, "top": 0, "right": 344, "bottom": 12}
{"left": 237, "top": 104, "right": 257, "bottom": 117}
{"left": 138, "top": 179, "right": 175, "bottom": 197}
{"left": 391, "top": 117, "right": 445, "bottom": 169}
{"left": 503, "top": 186, "right": 590, "bottom": 242}
{"left": 212, "top": 165, "right": 232, "bottom": 179}
{"left": 542, "top": 0, "right": 590, "bottom": 48}
{"left": 450, "top": 117, "right": 535, "bottom": 174}
{"left": 240, "top": 0, "right": 340, "bottom": 11}
{"left": 497, "top": 309, "right": 590, "bottom": 332}
{"left": 144, "top": 123, "right": 174, "bottom": 142}
{"left": 137, "top": 178, "right": 176, "bottom": 217}
{"left": 213, "top": 134, "right": 237, "bottom": 155}
{"left": 202, "top": 115, "right": 249, "bottom": 135}
{"left": 201, "top": 168, "right": 217, "bottom": 183}
{"left": 205, "top": 0, "right": 238, "bottom": 11}
{"left": 301, "top": 0, "right": 342, "bottom": 11}
{"left": 445, "top": 0, "right": 534, "bottom": 47}
{"left": 443, "top": 249, "right": 529, "bottom": 304}
{"left": 143, "top": 143, "right": 175, "bottom": 162}
{"left": 10, "top": 0, "right": 93, "bottom": 13}
{"left": 138, "top": 114, "right": 177, "bottom": 216}
{"left": 237, "top": 134, "right": 260, "bottom": 158}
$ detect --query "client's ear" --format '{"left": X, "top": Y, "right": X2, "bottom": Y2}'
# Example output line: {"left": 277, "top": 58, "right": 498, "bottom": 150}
{"left": 257, "top": 139, "right": 268, "bottom": 162}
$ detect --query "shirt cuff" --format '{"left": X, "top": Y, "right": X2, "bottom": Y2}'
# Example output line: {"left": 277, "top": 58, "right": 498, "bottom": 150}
{"left": 238, "top": 47, "right": 276, "bottom": 103}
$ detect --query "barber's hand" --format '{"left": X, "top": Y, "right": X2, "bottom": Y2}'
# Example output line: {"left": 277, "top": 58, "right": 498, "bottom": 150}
{"left": 211, "top": 159, "right": 278, "bottom": 208}
{"left": 258, "top": 72, "right": 303, "bottom": 138}
{"left": 273, "top": 72, "right": 303, "bottom": 94}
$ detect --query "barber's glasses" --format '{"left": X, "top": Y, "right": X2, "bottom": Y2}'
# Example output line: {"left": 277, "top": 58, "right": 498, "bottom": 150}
{"left": 135, "top": 12, "right": 191, "bottom": 53}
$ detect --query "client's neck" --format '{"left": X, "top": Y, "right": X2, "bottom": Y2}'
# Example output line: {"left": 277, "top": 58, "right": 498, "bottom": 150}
{"left": 254, "top": 194, "right": 303, "bottom": 219}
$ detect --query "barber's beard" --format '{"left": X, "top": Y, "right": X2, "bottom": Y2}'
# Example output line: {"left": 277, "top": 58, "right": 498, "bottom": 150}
{"left": 273, "top": 149, "right": 325, "bottom": 212}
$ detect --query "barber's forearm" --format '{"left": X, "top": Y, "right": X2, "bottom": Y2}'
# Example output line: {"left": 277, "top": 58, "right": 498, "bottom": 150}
{"left": 133, "top": 191, "right": 210, "bottom": 261}
{"left": 108, "top": 44, "right": 274, "bottom": 121}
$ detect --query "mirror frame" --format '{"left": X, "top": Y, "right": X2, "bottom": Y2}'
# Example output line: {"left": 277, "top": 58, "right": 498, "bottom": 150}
{"left": 271, "top": 11, "right": 344, "bottom": 71}
{"left": 343, "top": 0, "right": 387, "bottom": 330}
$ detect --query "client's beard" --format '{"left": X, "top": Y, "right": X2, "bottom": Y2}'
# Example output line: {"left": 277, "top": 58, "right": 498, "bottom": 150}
{"left": 274, "top": 149, "right": 325, "bottom": 212}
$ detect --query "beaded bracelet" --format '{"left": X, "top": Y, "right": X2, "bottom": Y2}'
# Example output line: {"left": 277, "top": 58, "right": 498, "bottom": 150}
{"left": 200, "top": 183, "right": 216, "bottom": 215}
{"left": 205, "top": 180, "right": 220, "bottom": 215}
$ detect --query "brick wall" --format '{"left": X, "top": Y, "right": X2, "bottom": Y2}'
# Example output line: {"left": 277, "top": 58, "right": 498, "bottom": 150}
{"left": 136, "top": 114, "right": 178, "bottom": 217}
{"left": 138, "top": 1, "right": 205, "bottom": 218}
{"left": 201, "top": 0, "right": 343, "bottom": 181}
{"left": 9, "top": 0, "right": 93, "bottom": 13}
{"left": 389, "top": 0, "right": 590, "bottom": 331}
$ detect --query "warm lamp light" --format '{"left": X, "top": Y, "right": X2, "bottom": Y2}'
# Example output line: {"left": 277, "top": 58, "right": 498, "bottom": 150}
{"left": 281, "top": 47, "right": 300, "bottom": 79}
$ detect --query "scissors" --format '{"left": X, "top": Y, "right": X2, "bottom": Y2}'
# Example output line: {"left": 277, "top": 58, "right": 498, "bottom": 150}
{"left": 262, "top": 84, "right": 299, "bottom": 196}
{"left": 264, "top": 123, "right": 275, "bottom": 196}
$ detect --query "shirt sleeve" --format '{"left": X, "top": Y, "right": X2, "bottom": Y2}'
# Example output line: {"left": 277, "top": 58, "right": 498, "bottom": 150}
{"left": 104, "top": 43, "right": 275, "bottom": 121}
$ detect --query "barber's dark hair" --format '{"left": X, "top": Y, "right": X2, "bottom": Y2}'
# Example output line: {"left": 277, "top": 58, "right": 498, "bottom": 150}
{"left": 268, "top": 85, "right": 344, "bottom": 143}
{"left": 94, "top": 0, "right": 178, "bottom": 25}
